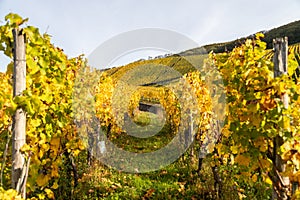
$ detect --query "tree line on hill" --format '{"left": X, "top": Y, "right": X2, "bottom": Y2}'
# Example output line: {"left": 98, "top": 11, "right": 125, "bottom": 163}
{"left": 180, "top": 20, "right": 300, "bottom": 56}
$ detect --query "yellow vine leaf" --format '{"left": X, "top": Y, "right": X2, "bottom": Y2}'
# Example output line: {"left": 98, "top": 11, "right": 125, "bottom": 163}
{"left": 235, "top": 154, "right": 251, "bottom": 166}
{"left": 250, "top": 114, "right": 262, "bottom": 128}
{"left": 44, "top": 188, "right": 54, "bottom": 199}
{"left": 264, "top": 177, "right": 273, "bottom": 185}
{"left": 50, "top": 137, "right": 60, "bottom": 147}
{"left": 51, "top": 181, "right": 59, "bottom": 190}
{"left": 36, "top": 174, "right": 50, "bottom": 187}
{"left": 253, "top": 137, "right": 268, "bottom": 152}
{"left": 251, "top": 174, "right": 258, "bottom": 183}
{"left": 222, "top": 126, "right": 231, "bottom": 138}
{"left": 37, "top": 193, "right": 45, "bottom": 200}
{"left": 38, "top": 150, "right": 44, "bottom": 159}
{"left": 51, "top": 165, "right": 59, "bottom": 178}
{"left": 230, "top": 146, "right": 239, "bottom": 154}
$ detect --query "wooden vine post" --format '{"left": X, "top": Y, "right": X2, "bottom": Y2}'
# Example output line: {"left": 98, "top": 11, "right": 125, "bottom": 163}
{"left": 12, "top": 28, "right": 27, "bottom": 198}
{"left": 272, "top": 37, "right": 290, "bottom": 199}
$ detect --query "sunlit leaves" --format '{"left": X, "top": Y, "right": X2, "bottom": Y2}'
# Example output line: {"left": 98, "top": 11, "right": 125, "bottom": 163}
{"left": 0, "top": 13, "right": 85, "bottom": 198}
{"left": 5, "top": 13, "right": 28, "bottom": 27}
{"left": 0, "top": 187, "right": 23, "bottom": 200}
{"left": 212, "top": 34, "right": 300, "bottom": 193}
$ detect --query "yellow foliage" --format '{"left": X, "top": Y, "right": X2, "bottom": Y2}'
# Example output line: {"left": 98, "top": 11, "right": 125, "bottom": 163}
{"left": 36, "top": 174, "right": 50, "bottom": 187}
{"left": 264, "top": 177, "right": 273, "bottom": 185}
{"left": 250, "top": 113, "right": 262, "bottom": 128}
{"left": 259, "top": 158, "right": 272, "bottom": 171}
{"left": 0, "top": 187, "right": 23, "bottom": 200}
{"left": 235, "top": 154, "right": 251, "bottom": 167}
{"left": 251, "top": 174, "right": 258, "bottom": 183}
{"left": 51, "top": 181, "right": 59, "bottom": 190}
{"left": 222, "top": 125, "right": 231, "bottom": 138}
{"left": 44, "top": 188, "right": 54, "bottom": 199}
{"left": 50, "top": 137, "right": 60, "bottom": 147}
{"left": 230, "top": 146, "right": 239, "bottom": 154}
{"left": 51, "top": 164, "right": 59, "bottom": 178}
{"left": 292, "top": 190, "right": 300, "bottom": 200}
{"left": 253, "top": 137, "right": 268, "bottom": 152}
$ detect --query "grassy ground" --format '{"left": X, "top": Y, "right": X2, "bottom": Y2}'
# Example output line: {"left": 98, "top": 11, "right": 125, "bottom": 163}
{"left": 61, "top": 110, "right": 270, "bottom": 200}
{"left": 64, "top": 111, "right": 228, "bottom": 200}
{"left": 72, "top": 151, "right": 243, "bottom": 200}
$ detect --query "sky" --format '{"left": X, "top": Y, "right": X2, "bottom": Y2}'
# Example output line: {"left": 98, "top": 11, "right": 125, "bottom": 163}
{"left": 0, "top": 0, "right": 300, "bottom": 72}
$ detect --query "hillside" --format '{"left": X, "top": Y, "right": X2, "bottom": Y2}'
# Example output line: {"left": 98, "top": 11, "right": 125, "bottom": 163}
{"left": 105, "top": 19, "right": 300, "bottom": 80}
{"left": 106, "top": 55, "right": 206, "bottom": 80}
{"left": 106, "top": 43, "right": 300, "bottom": 86}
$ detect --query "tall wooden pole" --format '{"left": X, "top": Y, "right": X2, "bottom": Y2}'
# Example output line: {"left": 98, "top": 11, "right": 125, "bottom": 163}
{"left": 12, "top": 28, "right": 26, "bottom": 196}
{"left": 272, "top": 37, "right": 290, "bottom": 200}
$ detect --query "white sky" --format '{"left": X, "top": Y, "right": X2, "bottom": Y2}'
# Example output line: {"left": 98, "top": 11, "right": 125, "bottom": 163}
{"left": 1, "top": 0, "right": 300, "bottom": 72}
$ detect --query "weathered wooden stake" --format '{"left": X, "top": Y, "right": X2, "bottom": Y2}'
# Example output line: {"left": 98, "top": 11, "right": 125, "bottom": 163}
{"left": 12, "top": 28, "right": 26, "bottom": 197}
{"left": 272, "top": 37, "right": 290, "bottom": 200}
